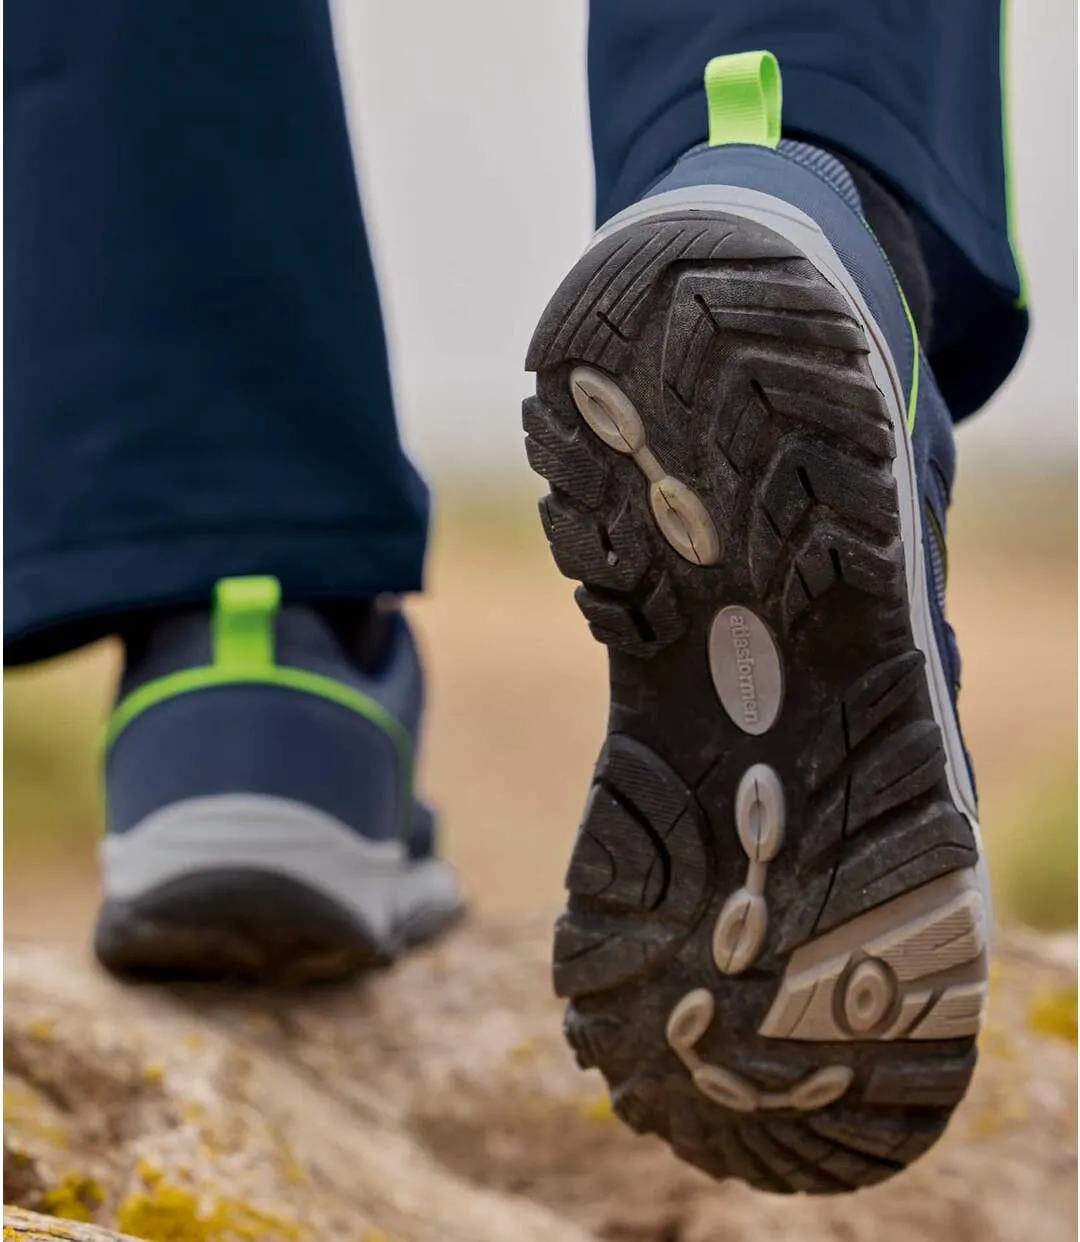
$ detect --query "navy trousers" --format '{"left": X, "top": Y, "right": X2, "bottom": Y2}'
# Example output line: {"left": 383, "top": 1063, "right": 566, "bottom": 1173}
{"left": 5, "top": 1, "right": 1024, "bottom": 664}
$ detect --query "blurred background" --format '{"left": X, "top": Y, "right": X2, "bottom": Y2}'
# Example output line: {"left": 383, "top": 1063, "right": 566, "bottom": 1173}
{"left": 5, "top": 0, "right": 1076, "bottom": 943}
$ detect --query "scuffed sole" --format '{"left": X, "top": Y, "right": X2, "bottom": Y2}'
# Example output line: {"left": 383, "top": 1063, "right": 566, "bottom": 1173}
{"left": 95, "top": 865, "right": 463, "bottom": 986}
{"left": 525, "top": 208, "right": 986, "bottom": 1192}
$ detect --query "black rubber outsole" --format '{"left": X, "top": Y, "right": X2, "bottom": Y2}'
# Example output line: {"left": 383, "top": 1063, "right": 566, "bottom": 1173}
{"left": 94, "top": 869, "right": 461, "bottom": 987}
{"left": 525, "top": 211, "right": 984, "bottom": 1193}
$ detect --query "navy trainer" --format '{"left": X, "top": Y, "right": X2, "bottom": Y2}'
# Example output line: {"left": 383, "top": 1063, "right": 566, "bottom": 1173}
{"left": 95, "top": 575, "right": 462, "bottom": 983}
{"left": 525, "top": 52, "right": 986, "bottom": 1192}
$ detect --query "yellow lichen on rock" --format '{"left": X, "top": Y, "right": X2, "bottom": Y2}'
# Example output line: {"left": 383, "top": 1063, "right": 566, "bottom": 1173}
{"left": 115, "top": 1185, "right": 302, "bottom": 1242}
{"left": 505, "top": 1039, "right": 540, "bottom": 1066}
{"left": 39, "top": 1176, "right": 105, "bottom": 1224}
{"left": 576, "top": 1094, "right": 614, "bottom": 1124}
{"left": 201, "top": 1200, "right": 302, "bottom": 1242}
{"left": 1029, "top": 983, "right": 1078, "bottom": 1044}
{"left": 115, "top": 1186, "right": 204, "bottom": 1242}
{"left": 134, "top": 1160, "right": 164, "bottom": 1190}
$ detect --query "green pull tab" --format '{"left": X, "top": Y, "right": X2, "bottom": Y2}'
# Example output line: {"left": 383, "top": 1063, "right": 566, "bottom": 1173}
{"left": 705, "top": 51, "right": 782, "bottom": 149}
{"left": 212, "top": 575, "right": 281, "bottom": 671}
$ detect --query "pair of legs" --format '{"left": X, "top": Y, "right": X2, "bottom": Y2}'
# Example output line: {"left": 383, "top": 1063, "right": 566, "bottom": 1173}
{"left": 6, "top": 1, "right": 1023, "bottom": 653}
{"left": 6, "top": 0, "right": 1026, "bottom": 1193}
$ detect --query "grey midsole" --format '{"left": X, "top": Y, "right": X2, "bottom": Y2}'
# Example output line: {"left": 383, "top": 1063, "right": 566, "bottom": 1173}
{"left": 591, "top": 186, "right": 986, "bottom": 905}
{"left": 101, "top": 793, "right": 461, "bottom": 942}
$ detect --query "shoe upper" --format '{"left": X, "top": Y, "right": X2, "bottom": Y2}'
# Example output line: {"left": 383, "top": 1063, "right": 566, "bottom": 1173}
{"left": 106, "top": 577, "right": 439, "bottom": 859}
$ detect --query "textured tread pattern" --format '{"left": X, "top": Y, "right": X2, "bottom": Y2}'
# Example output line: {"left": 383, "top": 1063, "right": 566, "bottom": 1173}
{"left": 554, "top": 736, "right": 713, "bottom": 998}
{"left": 525, "top": 395, "right": 689, "bottom": 658}
{"left": 525, "top": 210, "right": 982, "bottom": 1193}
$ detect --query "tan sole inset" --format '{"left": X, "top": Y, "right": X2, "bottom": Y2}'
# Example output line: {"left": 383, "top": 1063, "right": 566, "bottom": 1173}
{"left": 712, "top": 764, "right": 785, "bottom": 975}
{"left": 569, "top": 367, "right": 721, "bottom": 566}
{"left": 666, "top": 988, "right": 853, "bottom": 1114}
{"left": 758, "top": 869, "right": 987, "bottom": 1041}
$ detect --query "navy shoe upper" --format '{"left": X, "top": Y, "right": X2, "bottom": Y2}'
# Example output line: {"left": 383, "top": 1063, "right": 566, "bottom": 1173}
{"left": 106, "top": 596, "right": 440, "bottom": 856}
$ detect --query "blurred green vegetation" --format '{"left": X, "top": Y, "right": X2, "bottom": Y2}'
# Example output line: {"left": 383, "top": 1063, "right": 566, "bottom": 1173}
{"left": 990, "top": 768, "right": 1078, "bottom": 932}
{"left": 4, "top": 647, "right": 113, "bottom": 868}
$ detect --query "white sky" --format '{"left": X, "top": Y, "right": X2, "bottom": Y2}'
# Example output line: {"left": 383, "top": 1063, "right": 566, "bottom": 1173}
{"left": 330, "top": 0, "right": 1077, "bottom": 475}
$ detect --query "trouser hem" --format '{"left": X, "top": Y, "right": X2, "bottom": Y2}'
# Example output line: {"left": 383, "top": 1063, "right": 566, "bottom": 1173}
{"left": 5, "top": 525, "right": 427, "bottom": 666}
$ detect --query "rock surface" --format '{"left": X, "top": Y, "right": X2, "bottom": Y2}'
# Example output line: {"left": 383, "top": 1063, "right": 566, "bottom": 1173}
{"left": 3, "top": 1206, "right": 142, "bottom": 1241}
{"left": 3, "top": 919, "right": 1076, "bottom": 1242}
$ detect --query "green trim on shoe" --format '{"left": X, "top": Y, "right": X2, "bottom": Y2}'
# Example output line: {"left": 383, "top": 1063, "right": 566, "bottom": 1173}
{"left": 105, "top": 576, "right": 413, "bottom": 781}
{"left": 106, "top": 663, "right": 413, "bottom": 773}
{"left": 898, "top": 284, "right": 920, "bottom": 433}
{"left": 212, "top": 574, "right": 281, "bottom": 670}
{"left": 855, "top": 209, "right": 920, "bottom": 432}
{"left": 704, "top": 52, "right": 782, "bottom": 150}
{"left": 1000, "top": 0, "right": 1029, "bottom": 310}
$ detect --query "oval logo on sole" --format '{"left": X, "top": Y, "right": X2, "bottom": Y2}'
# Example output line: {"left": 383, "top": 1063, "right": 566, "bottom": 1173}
{"left": 708, "top": 606, "right": 784, "bottom": 736}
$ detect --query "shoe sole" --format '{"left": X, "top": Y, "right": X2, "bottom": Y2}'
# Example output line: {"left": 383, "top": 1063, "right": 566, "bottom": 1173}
{"left": 95, "top": 870, "right": 392, "bottom": 985}
{"left": 95, "top": 794, "right": 463, "bottom": 985}
{"left": 525, "top": 206, "right": 986, "bottom": 1193}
